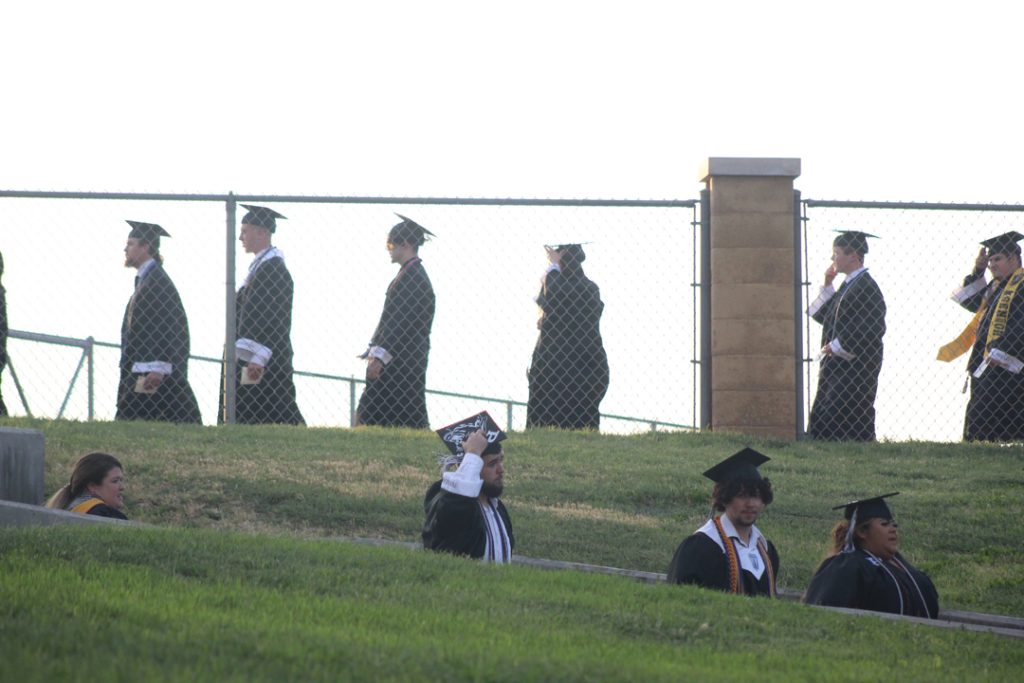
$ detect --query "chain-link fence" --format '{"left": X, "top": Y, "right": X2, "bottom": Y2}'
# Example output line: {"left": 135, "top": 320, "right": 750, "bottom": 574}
{"left": 0, "top": 192, "right": 701, "bottom": 433}
{"left": 801, "top": 200, "right": 1024, "bottom": 442}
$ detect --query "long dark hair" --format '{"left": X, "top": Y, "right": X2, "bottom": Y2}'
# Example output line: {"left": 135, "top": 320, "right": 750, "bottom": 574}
{"left": 45, "top": 452, "right": 124, "bottom": 509}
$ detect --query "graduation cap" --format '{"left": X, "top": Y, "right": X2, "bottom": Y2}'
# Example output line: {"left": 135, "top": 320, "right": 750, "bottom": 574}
{"left": 436, "top": 411, "right": 506, "bottom": 456}
{"left": 389, "top": 213, "right": 435, "bottom": 246}
{"left": 832, "top": 230, "right": 878, "bottom": 254}
{"left": 702, "top": 447, "right": 770, "bottom": 483}
{"left": 832, "top": 492, "right": 899, "bottom": 521}
{"left": 126, "top": 220, "right": 171, "bottom": 244}
{"left": 980, "top": 231, "right": 1024, "bottom": 256}
{"left": 545, "top": 242, "right": 590, "bottom": 265}
{"left": 240, "top": 204, "right": 286, "bottom": 233}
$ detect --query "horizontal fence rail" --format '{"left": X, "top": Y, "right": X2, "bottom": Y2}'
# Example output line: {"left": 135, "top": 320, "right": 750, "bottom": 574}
{"left": 0, "top": 190, "right": 700, "bottom": 434}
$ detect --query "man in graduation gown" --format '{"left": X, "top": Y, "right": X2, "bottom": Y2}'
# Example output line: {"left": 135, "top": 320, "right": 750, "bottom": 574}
{"left": 803, "top": 493, "right": 939, "bottom": 618}
{"left": 356, "top": 214, "right": 435, "bottom": 428}
{"left": 667, "top": 448, "right": 779, "bottom": 597}
{"left": 223, "top": 204, "right": 304, "bottom": 425}
{"left": 938, "top": 231, "right": 1024, "bottom": 442}
{"left": 423, "top": 411, "right": 514, "bottom": 563}
{"left": 527, "top": 244, "right": 609, "bottom": 430}
{"left": 806, "top": 231, "right": 887, "bottom": 441}
{"left": 116, "top": 221, "right": 201, "bottom": 424}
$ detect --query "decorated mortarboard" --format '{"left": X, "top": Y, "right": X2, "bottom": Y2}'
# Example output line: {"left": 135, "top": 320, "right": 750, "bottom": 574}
{"left": 240, "top": 204, "right": 286, "bottom": 233}
{"left": 435, "top": 411, "right": 506, "bottom": 456}
{"left": 390, "top": 213, "right": 436, "bottom": 245}
{"left": 126, "top": 220, "right": 171, "bottom": 242}
{"left": 832, "top": 230, "right": 878, "bottom": 254}
{"left": 832, "top": 492, "right": 899, "bottom": 521}
{"left": 702, "top": 447, "right": 770, "bottom": 483}
{"left": 980, "top": 231, "right": 1024, "bottom": 255}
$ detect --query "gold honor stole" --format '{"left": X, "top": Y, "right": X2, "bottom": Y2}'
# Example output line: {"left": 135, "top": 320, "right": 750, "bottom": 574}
{"left": 70, "top": 498, "right": 105, "bottom": 515}
{"left": 712, "top": 516, "right": 777, "bottom": 597}
{"left": 937, "top": 268, "right": 1024, "bottom": 363}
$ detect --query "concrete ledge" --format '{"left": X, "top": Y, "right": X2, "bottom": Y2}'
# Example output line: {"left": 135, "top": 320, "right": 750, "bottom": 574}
{"left": 0, "top": 499, "right": 138, "bottom": 527}
{"left": 700, "top": 157, "right": 801, "bottom": 181}
{"left": 0, "top": 427, "right": 45, "bottom": 504}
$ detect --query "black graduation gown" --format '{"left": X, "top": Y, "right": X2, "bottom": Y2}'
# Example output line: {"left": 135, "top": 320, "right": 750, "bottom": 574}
{"left": 808, "top": 272, "right": 886, "bottom": 441}
{"left": 527, "top": 267, "right": 610, "bottom": 429}
{"left": 224, "top": 256, "right": 304, "bottom": 425}
{"left": 803, "top": 550, "right": 940, "bottom": 618}
{"left": 356, "top": 258, "right": 435, "bottom": 428}
{"left": 667, "top": 530, "right": 780, "bottom": 597}
{"left": 421, "top": 480, "right": 515, "bottom": 559}
{"left": 88, "top": 504, "right": 129, "bottom": 520}
{"left": 116, "top": 264, "right": 201, "bottom": 424}
{"left": 957, "top": 270, "right": 1024, "bottom": 442}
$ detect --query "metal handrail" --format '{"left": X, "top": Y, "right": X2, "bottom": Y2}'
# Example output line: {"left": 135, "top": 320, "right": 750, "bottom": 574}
{"left": 6, "top": 329, "right": 693, "bottom": 432}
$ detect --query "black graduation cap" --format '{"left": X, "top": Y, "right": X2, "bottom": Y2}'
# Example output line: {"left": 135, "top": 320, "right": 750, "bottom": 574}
{"left": 126, "top": 220, "right": 171, "bottom": 243}
{"left": 240, "top": 204, "right": 286, "bottom": 233}
{"left": 832, "top": 230, "right": 878, "bottom": 254}
{"left": 436, "top": 411, "right": 507, "bottom": 456}
{"left": 546, "top": 242, "right": 590, "bottom": 264}
{"left": 702, "top": 447, "right": 770, "bottom": 483}
{"left": 389, "top": 213, "right": 436, "bottom": 246}
{"left": 980, "top": 231, "right": 1024, "bottom": 255}
{"left": 832, "top": 492, "right": 899, "bottom": 521}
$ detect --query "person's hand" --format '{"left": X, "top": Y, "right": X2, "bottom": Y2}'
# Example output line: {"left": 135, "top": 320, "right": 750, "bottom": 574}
{"left": 366, "top": 357, "right": 383, "bottom": 381}
{"left": 246, "top": 363, "right": 265, "bottom": 381}
{"left": 461, "top": 428, "right": 488, "bottom": 456}
{"left": 545, "top": 245, "right": 561, "bottom": 267}
{"left": 143, "top": 372, "right": 165, "bottom": 391}
{"left": 975, "top": 247, "right": 988, "bottom": 274}
{"left": 824, "top": 264, "right": 838, "bottom": 287}
{"left": 820, "top": 344, "right": 834, "bottom": 358}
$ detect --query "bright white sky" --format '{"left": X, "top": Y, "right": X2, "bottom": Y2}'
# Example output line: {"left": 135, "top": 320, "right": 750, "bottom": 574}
{"left": 3, "top": 0, "right": 1021, "bottom": 202}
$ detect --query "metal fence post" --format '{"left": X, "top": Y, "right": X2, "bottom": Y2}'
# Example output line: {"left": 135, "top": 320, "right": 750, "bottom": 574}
{"left": 223, "top": 194, "right": 237, "bottom": 424}
{"left": 699, "top": 188, "right": 712, "bottom": 430}
{"left": 793, "top": 190, "right": 805, "bottom": 438}
{"left": 86, "top": 336, "right": 94, "bottom": 421}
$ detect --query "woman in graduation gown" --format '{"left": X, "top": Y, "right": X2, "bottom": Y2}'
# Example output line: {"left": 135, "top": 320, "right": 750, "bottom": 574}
{"left": 803, "top": 493, "right": 939, "bottom": 618}
{"left": 45, "top": 452, "right": 129, "bottom": 520}
{"left": 527, "top": 244, "right": 609, "bottom": 429}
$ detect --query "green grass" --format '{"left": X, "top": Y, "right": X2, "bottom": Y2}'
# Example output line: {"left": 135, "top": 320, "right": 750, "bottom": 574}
{"left": 2, "top": 525, "right": 1021, "bottom": 683}
{"left": 7, "top": 416, "right": 1024, "bottom": 618}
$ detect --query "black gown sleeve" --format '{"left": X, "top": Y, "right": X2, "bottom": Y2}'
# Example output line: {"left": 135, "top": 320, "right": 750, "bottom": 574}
{"left": 803, "top": 554, "right": 866, "bottom": 609}
{"left": 238, "top": 259, "right": 294, "bottom": 363}
{"left": 422, "top": 482, "right": 483, "bottom": 558}
{"left": 371, "top": 264, "right": 435, "bottom": 360}
{"left": 667, "top": 533, "right": 729, "bottom": 591}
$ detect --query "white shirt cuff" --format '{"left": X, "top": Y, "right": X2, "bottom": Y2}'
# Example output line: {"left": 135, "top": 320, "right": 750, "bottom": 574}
{"left": 131, "top": 361, "right": 172, "bottom": 375}
{"left": 829, "top": 339, "right": 856, "bottom": 361}
{"left": 441, "top": 452, "right": 484, "bottom": 498}
{"left": 236, "top": 338, "right": 273, "bottom": 366}
{"left": 951, "top": 276, "right": 987, "bottom": 304}
{"left": 368, "top": 346, "right": 393, "bottom": 365}
{"left": 807, "top": 284, "right": 836, "bottom": 316}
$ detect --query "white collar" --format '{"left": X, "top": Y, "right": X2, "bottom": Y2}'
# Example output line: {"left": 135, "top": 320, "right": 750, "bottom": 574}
{"left": 136, "top": 259, "right": 158, "bottom": 283}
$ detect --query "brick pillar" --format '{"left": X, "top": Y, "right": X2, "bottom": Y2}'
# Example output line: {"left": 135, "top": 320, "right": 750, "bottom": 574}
{"left": 699, "top": 157, "right": 801, "bottom": 439}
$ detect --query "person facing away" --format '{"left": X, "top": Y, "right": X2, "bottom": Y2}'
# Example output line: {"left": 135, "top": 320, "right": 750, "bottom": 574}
{"left": 806, "top": 230, "right": 887, "bottom": 441}
{"left": 422, "top": 411, "right": 514, "bottom": 563}
{"left": 527, "top": 243, "right": 609, "bottom": 430}
{"left": 938, "top": 230, "right": 1024, "bottom": 442}
{"left": 803, "top": 493, "right": 939, "bottom": 618}
{"left": 222, "top": 204, "right": 304, "bottom": 425}
{"left": 0, "top": 250, "right": 7, "bottom": 416}
{"left": 667, "top": 448, "right": 780, "bottom": 597}
{"left": 356, "top": 214, "right": 436, "bottom": 428}
{"left": 116, "top": 221, "right": 201, "bottom": 424}
{"left": 46, "top": 452, "right": 129, "bottom": 520}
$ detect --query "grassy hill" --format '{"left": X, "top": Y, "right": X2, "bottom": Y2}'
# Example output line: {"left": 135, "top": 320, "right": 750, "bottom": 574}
{"left": 10, "top": 417, "right": 1024, "bottom": 616}
{"left": 2, "top": 524, "right": 1022, "bottom": 682}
